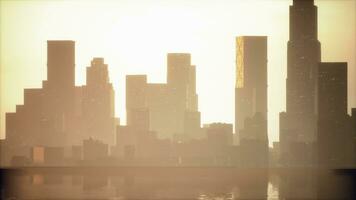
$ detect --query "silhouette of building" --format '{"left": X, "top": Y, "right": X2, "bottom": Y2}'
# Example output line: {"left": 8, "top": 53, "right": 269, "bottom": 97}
{"left": 206, "top": 123, "right": 234, "bottom": 147}
{"left": 166, "top": 53, "right": 200, "bottom": 141}
{"left": 0, "top": 139, "right": 4, "bottom": 166}
{"left": 83, "top": 138, "right": 109, "bottom": 161}
{"left": 352, "top": 108, "right": 356, "bottom": 164}
{"left": 43, "top": 146, "right": 65, "bottom": 166}
{"left": 4, "top": 41, "right": 76, "bottom": 165}
{"left": 82, "top": 58, "right": 117, "bottom": 145}
{"left": 317, "top": 62, "right": 354, "bottom": 167}
{"left": 235, "top": 36, "right": 268, "bottom": 166}
{"left": 3, "top": 41, "right": 118, "bottom": 166}
{"left": 123, "top": 54, "right": 201, "bottom": 141}
{"left": 126, "top": 75, "right": 150, "bottom": 131}
{"left": 279, "top": 0, "right": 321, "bottom": 166}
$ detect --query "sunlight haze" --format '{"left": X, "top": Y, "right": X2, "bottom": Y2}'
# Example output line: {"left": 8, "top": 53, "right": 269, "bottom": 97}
{"left": 0, "top": 0, "right": 355, "bottom": 145}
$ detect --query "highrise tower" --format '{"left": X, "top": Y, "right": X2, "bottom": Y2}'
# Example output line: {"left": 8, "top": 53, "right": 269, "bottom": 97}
{"left": 280, "top": 0, "right": 321, "bottom": 165}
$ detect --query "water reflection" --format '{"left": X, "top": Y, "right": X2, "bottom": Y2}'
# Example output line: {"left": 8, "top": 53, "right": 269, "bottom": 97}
{"left": 1, "top": 167, "right": 355, "bottom": 199}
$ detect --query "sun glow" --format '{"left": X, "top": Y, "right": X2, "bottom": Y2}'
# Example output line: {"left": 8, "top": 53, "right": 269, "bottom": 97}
{"left": 0, "top": 0, "right": 355, "bottom": 146}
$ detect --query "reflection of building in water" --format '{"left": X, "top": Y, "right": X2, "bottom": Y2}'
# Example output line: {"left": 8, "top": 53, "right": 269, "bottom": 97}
{"left": 4, "top": 168, "right": 356, "bottom": 199}
{"left": 235, "top": 36, "right": 269, "bottom": 167}
{"left": 317, "top": 63, "right": 354, "bottom": 167}
{"left": 279, "top": 169, "right": 317, "bottom": 199}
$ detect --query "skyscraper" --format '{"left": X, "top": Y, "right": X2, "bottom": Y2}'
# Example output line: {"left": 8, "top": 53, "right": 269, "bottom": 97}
{"left": 235, "top": 36, "right": 268, "bottom": 142}
{"left": 126, "top": 75, "right": 149, "bottom": 131}
{"left": 235, "top": 36, "right": 268, "bottom": 166}
{"left": 280, "top": 0, "right": 321, "bottom": 165}
{"left": 47, "top": 40, "right": 75, "bottom": 90}
{"left": 4, "top": 41, "right": 77, "bottom": 165}
{"left": 317, "top": 62, "right": 353, "bottom": 167}
{"left": 82, "top": 58, "right": 117, "bottom": 145}
{"left": 123, "top": 54, "right": 201, "bottom": 140}
{"left": 167, "top": 53, "right": 200, "bottom": 140}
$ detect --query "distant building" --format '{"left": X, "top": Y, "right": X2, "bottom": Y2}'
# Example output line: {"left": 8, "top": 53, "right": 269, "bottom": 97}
{"left": 279, "top": 0, "right": 321, "bottom": 166}
{"left": 71, "top": 145, "right": 83, "bottom": 161}
{"left": 3, "top": 41, "right": 119, "bottom": 166}
{"left": 205, "top": 123, "right": 233, "bottom": 147}
{"left": 83, "top": 138, "right": 109, "bottom": 161}
{"left": 235, "top": 36, "right": 268, "bottom": 139}
{"left": 4, "top": 41, "right": 76, "bottom": 165}
{"left": 44, "top": 147, "right": 65, "bottom": 166}
{"left": 124, "top": 53, "right": 201, "bottom": 141}
{"left": 82, "top": 58, "right": 117, "bottom": 145}
{"left": 115, "top": 125, "right": 157, "bottom": 159}
{"left": 352, "top": 108, "right": 356, "bottom": 164}
{"left": 317, "top": 62, "right": 354, "bottom": 167}
{"left": 0, "top": 139, "right": 4, "bottom": 166}
{"left": 235, "top": 36, "right": 268, "bottom": 167}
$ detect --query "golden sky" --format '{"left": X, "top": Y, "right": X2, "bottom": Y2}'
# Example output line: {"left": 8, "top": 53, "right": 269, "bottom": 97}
{"left": 0, "top": 0, "right": 355, "bottom": 145}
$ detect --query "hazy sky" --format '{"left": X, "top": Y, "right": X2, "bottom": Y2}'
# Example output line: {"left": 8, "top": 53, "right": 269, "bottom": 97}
{"left": 1, "top": 0, "right": 355, "bottom": 145}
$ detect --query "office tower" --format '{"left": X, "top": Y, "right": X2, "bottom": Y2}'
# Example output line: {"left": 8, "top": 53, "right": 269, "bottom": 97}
{"left": 82, "top": 58, "right": 117, "bottom": 145}
{"left": 126, "top": 75, "right": 149, "bottom": 130}
{"left": 146, "top": 83, "right": 172, "bottom": 139}
{"left": 317, "top": 62, "right": 353, "bottom": 167}
{"left": 167, "top": 53, "right": 198, "bottom": 112}
{"left": 167, "top": 53, "right": 200, "bottom": 141}
{"left": 4, "top": 41, "right": 77, "bottom": 165}
{"left": 235, "top": 36, "right": 268, "bottom": 167}
{"left": 45, "top": 41, "right": 76, "bottom": 114}
{"left": 47, "top": 41, "right": 75, "bottom": 89}
{"left": 235, "top": 36, "right": 268, "bottom": 138}
{"left": 280, "top": 0, "right": 321, "bottom": 165}
{"left": 122, "top": 54, "right": 201, "bottom": 141}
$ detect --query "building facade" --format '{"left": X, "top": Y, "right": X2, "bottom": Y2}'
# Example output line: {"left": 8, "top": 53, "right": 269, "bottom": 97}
{"left": 279, "top": 0, "right": 321, "bottom": 166}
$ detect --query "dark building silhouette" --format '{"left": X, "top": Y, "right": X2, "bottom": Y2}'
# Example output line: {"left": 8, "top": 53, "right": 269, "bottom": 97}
{"left": 83, "top": 138, "right": 109, "bottom": 161}
{"left": 317, "top": 62, "right": 354, "bottom": 167}
{"left": 352, "top": 108, "right": 356, "bottom": 164}
{"left": 0, "top": 139, "right": 4, "bottom": 166}
{"left": 82, "top": 58, "right": 117, "bottom": 145}
{"left": 280, "top": 0, "right": 321, "bottom": 166}
{"left": 235, "top": 36, "right": 268, "bottom": 166}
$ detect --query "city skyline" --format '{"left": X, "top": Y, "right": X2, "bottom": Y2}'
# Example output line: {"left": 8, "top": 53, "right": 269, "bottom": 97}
{"left": 1, "top": 0, "right": 355, "bottom": 146}
{"left": 1, "top": 1, "right": 356, "bottom": 198}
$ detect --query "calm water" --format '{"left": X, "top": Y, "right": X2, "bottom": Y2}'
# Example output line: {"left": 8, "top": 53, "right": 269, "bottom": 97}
{"left": 1, "top": 167, "right": 355, "bottom": 199}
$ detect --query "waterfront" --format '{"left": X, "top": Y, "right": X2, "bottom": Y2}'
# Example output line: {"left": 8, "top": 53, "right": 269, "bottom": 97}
{"left": 1, "top": 167, "right": 355, "bottom": 199}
